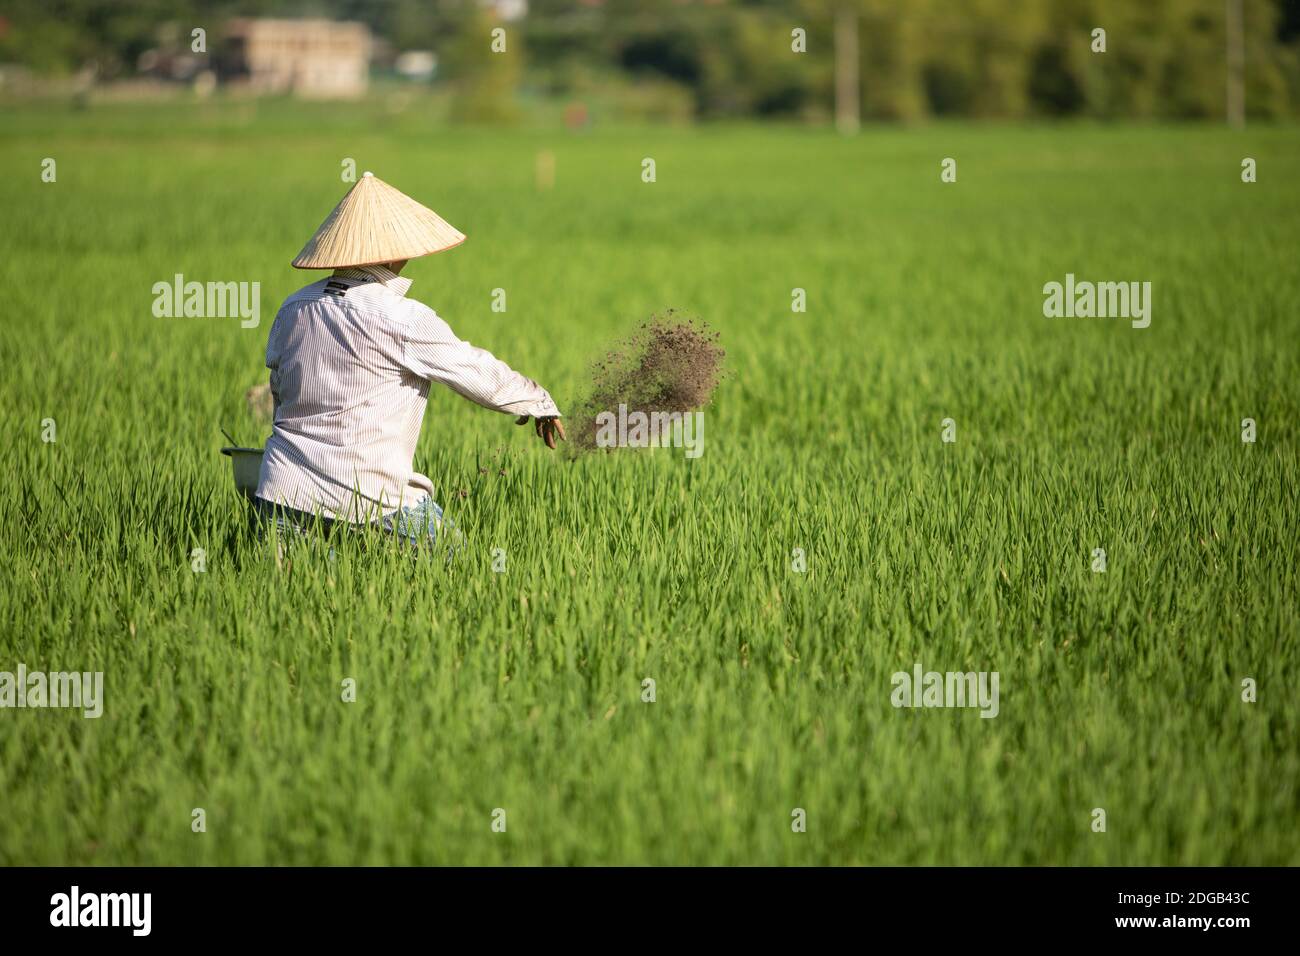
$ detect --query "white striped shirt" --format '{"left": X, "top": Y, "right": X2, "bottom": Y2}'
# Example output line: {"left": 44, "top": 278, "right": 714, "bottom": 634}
{"left": 256, "top": 264, "right": 559, "bottom": 521}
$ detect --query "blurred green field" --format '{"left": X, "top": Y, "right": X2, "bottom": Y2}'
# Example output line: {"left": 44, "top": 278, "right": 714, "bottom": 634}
{"left": 1, "top": 101, "right": 1297, "bottom": 864}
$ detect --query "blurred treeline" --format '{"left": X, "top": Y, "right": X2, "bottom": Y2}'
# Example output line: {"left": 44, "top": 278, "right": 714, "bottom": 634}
{"left": 3, "top": 0, "right": 1300, "bottom": 120}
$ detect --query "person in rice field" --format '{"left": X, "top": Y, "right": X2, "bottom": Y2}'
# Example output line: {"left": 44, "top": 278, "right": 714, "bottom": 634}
{"left": 253, "top": 172, "right": 564, "bottom": 550}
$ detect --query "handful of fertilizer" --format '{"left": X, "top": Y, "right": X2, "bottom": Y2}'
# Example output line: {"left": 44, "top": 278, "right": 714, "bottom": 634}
{"left": 568, "top": 312, "right": 725, "bottom": 456}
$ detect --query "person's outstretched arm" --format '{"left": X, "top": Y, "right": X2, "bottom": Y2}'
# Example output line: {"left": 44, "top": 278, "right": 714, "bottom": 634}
{"left": 402, "top": 301, "right": 566, "bottom": 448}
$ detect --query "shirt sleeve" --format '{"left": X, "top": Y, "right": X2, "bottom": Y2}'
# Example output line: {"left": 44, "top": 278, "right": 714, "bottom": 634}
{"left": 400, "top": 302, "right": 561, "bottom": 418}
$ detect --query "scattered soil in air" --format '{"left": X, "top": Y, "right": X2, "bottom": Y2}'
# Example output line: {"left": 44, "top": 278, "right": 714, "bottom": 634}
{"left": 568, "top": 311, "right": 726, "bottom": 453}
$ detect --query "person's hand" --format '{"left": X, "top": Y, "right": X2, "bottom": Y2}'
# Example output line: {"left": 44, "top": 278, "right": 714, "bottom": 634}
{"left": 515, "top": 415, "right": 566, "bottom": 450}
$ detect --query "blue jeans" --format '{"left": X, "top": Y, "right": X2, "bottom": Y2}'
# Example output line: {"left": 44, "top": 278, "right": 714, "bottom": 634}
{"left": 252, "top": 496, "right": 462, "bottom": 556}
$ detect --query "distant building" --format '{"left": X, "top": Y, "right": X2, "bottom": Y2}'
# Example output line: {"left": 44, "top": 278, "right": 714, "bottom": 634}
{"left": 482, "top": 0, "right": 529, "bottom": 21}
{"left": 394, "top": 51, "right": 437, "bottom": 83}
{"left": 221, "top": 19, "right": 371, "bottom": 99}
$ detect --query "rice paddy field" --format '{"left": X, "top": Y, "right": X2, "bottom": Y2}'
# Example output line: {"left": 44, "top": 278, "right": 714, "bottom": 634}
{"left": 0, "top": 100, "right": 1297, "bottom": 865}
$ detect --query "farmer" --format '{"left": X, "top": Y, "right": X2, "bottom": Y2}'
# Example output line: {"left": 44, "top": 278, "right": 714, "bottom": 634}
{"left": 253, "top": 172, "right": 564, "bottom": 548}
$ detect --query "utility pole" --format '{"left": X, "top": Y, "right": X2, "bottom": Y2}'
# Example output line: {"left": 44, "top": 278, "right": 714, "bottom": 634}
{"left": 835, "top": 6, "right": 860, "bottom": 135}
{"left": 1226, "top": 0, "right": 1245, "bottom": 128}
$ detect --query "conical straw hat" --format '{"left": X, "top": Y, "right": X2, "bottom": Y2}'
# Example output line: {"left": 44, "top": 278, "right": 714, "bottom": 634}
{"left": 292, "top": 172, "right": 466, "bottom": 269}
